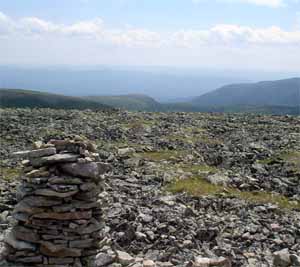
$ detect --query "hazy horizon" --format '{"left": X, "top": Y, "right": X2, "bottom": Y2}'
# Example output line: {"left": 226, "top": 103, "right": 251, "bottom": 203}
{"left": 1, "top": 64, "right": 299, "bottom": 100}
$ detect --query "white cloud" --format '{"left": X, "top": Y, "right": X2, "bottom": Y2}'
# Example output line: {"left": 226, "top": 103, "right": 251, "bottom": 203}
{"left": 0, "top": 11, "right": 15, "bottom": 35}
{"left": 228, "top": 0, "right": 284, "bottom": 7}
{"left": 296, "top": 11, "right": 300, "bottom": 29}
{"left": 20, "top": 17, "right": 59, "bottom": 35}
{"left": 172, "top": 24, "right": 300, "bottom": 46}
{"left": 192, "top": 0, "right": 284, "bottom": 7}
{"left": 62, "top": 18, "right": 104, "bottom": 36}
{"left": 0, "top": 12, "right": 300, "bottom": 47}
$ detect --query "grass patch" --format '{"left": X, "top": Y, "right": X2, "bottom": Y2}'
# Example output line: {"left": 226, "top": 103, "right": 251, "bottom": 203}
{"left": 178, "top": 164, "right": 218, "bottom": 174}
{"left": 166, "top": 128, "right": 222, "bottom": 145}
{"left": 167, "top": 176, "right": 300, "bottom": 210}
{"left": 280, "top": 150, "right": 300, "bottom": 170}
{"left": 258, "top": 150, "right": 300, "bottom": 171}
{"left": 198, "top": 135, "right": 223, "bottom": 145}
{"left": 234, "top": 190, "right": 300, "bottom": 210}
{"left": 167, "top": 134, "right": 198, "bottom": 143}
{"left": 0, "top": 167, "right": 21, "bottom": 181}
{"left": 137, "top": 150, "right": 186, "bottom": 161}
{"left": 167, "top": 176, "right": 223, "bottom": 196}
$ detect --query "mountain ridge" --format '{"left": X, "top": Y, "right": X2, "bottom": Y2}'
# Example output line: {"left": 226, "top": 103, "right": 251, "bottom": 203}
{"left": 1, "top": 77, "right": 299, "bottom": 115}
{"left": 192, "top": 77, "right": 300, "bottom": 107}
{"left": 0, "top": 89, "right": 111, "bottom": 110}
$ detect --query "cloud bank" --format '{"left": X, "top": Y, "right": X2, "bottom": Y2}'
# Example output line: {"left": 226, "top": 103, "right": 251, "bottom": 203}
{"left": 0, "top": 11, "right": 299, "bottom": 71}
{"left": 192, "top": 0, "right": 285, "bottom": 8}
{"left": 0, "top": 12, "right": 300, "bottom": 48}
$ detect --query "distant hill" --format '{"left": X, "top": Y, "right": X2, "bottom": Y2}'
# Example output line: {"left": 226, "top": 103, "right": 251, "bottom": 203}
{"left": 0, "top": 65, "right": 252, "bottom": 100}
{"left": 192, "top": 78, "right": 300, "bottom": 107}
{"left": 1, "top": 77, "right": 299, "bottom": 115}
{"left": 85, "top": 94, "right": 162, "bottom": 111}
{"left": 0, "top": 89, "right": 111, "bottom": 110}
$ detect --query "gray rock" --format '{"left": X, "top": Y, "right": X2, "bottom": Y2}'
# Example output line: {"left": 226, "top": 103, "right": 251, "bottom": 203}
{"left": 4, "top": 230, "right": 37, "bottom": 251}
{"left": 143, "top": 259, "right": 156, "bottom": 267}
{"left": 273, "top": 249, "right": 291, "bottom": 267}
{"left": 118, "top": 148, "right": 135, "bottom": 156}
{"left": 116, "top": 250, "right": 134, "bottom": 266}
{"left": 60, "top": 162, "right": 111, "bottom": 179}
{"left": 28, "top": 147, "right": 56, "bottom": 158}
{"left": 192, "top": 256, "right": 231, "bottom": 267}
{"left": 34, "top": 188, "right": 79, "bottom": 198}
{"left": 95, "top": 252, "right": 115, "bottom": 267}
{"left": 205, "top": 173, "right": 230, "bottom": 186}
{"left": 290, "top": 255, "right": 300, "bottom": 266}
{"left": 31, "top": 153, "right": 79, "bottom": 167}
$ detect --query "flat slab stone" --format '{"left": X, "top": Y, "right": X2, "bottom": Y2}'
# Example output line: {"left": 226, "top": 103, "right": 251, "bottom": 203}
{"left": 34, "top": 188, "right": 79, "bottom": 198}
{"left": 4, "top": 230, "right": 37, "bottom": 251}
{"left": 12, "top": 148, "right": 56, "bottom": 159}
{"left": 48, "top": 184, "right": 78, "bottom": 193}
{"left": 48, "top": 176, "right": 83, "bottom": 185}
{"left": 69, "top": 239, "right": 94, "bottom": 248}
{"left": 31, "top": 153, "right": 80, "bottom": 167}
{"left": 26, "top": 169, "right": 50, "bottom": 178}
{"left": 13, "top": 201, "right": 44, "bottom": 214}
{"left": 32, "top": 211, "right": 92, "bottom": 220}
{"left": 40, "top": 241, "right": 81, "bottom": 257}
{"left": 28, "top": 148, "right": 57, "bottom": 159}
{"left": 60, "top": 162, "right": 111, "bottom": 179}
{"left": 15, "top": 255, "right": 43, "bottom": 264}
{"left": 13, "top": 226, "right": 40, "bottom": 243}
{"left": 22, "top": 196, "right": 62, "bottom": 207}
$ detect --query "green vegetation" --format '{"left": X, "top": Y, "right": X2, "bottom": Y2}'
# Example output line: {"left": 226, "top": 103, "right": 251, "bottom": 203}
{"left": 85, "top": 94, "right": 162, "bottom": 111}
{"left": 0, "top": 167, "right": 21, "bottom": 181}
{"left": 166, "top": 126, "right": 223, "bottom": 145}
{"left": 2, "top": 80, "right": 299, "bottom": 115}
{"left": 137, "top": 150, "right": 186, "bottom": 161}
{"left": 178, "top": 164, "right": 218, "bottom": 174}
{"left": 167, "top": 176, "right": 223, "bottom": 196}
{"left": 280, "top": 150, "right": 300, "bottom": 166}
{"left": 192, "top": 78, "right": 300, "bottom": 114}
{"left": 167, "top": 175, "right": 300, "bottom": 210}
{"left": 258, "top": 150, "right": 300, "bottom": 171}
{"left": 0, "top": 89, "right": 111, "bottom": 110}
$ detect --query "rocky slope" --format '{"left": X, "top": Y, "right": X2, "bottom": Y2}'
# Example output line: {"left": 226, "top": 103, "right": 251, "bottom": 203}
{"left": 0, "top": 108, "right": 300, "bottom": 267}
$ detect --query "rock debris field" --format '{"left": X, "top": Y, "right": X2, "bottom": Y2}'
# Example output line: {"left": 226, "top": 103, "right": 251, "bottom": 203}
{"left": 0, "top": 108, "right": 300, "bottom": 267}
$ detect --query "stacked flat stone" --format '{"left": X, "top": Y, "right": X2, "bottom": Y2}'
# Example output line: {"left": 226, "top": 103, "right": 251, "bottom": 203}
{"left": 4, "top": 138, "right": 111, "bottom": 267}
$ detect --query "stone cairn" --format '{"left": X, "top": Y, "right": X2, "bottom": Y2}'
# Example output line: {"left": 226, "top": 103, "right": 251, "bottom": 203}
{"left": 3, "top": 137, "right": 111, "bottom": 267}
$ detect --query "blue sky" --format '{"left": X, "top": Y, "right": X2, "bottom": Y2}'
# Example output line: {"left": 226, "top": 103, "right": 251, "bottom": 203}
{"left": 0, "top": 0, "right": 300, "bottom": 71}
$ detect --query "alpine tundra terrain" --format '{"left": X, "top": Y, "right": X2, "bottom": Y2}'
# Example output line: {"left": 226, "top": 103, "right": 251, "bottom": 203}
{"left": 0, "top": 108, "right": 300, "bottom": 267}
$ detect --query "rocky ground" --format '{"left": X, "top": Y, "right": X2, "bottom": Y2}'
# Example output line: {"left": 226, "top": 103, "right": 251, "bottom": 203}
{"left": 0, "top": 108, "right": 300, "bottom": 267}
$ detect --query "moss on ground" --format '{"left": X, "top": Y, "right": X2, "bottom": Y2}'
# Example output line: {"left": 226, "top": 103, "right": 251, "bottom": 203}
{"left": 0, "top": 167, "right": 21, "bottom": 181}
{"left": 137, "top": 150, "right": 187, "bottom": 161}
{"left": 167, "top": 176, "right": 224, "bottom": 196}
{"left": 258, "top": 150, "right": 300, "bottom": 171}
{"left": 166, "top": 127, "right": 222, "bottom": 145}
{"left": 279, "top": 150, "right": 300, "bottom": 171}
{"left": 167, "top": 175, "right": 300, "bottom": 210}
{"left": 177, "top": 164, "right": 218, "bottom": 174}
